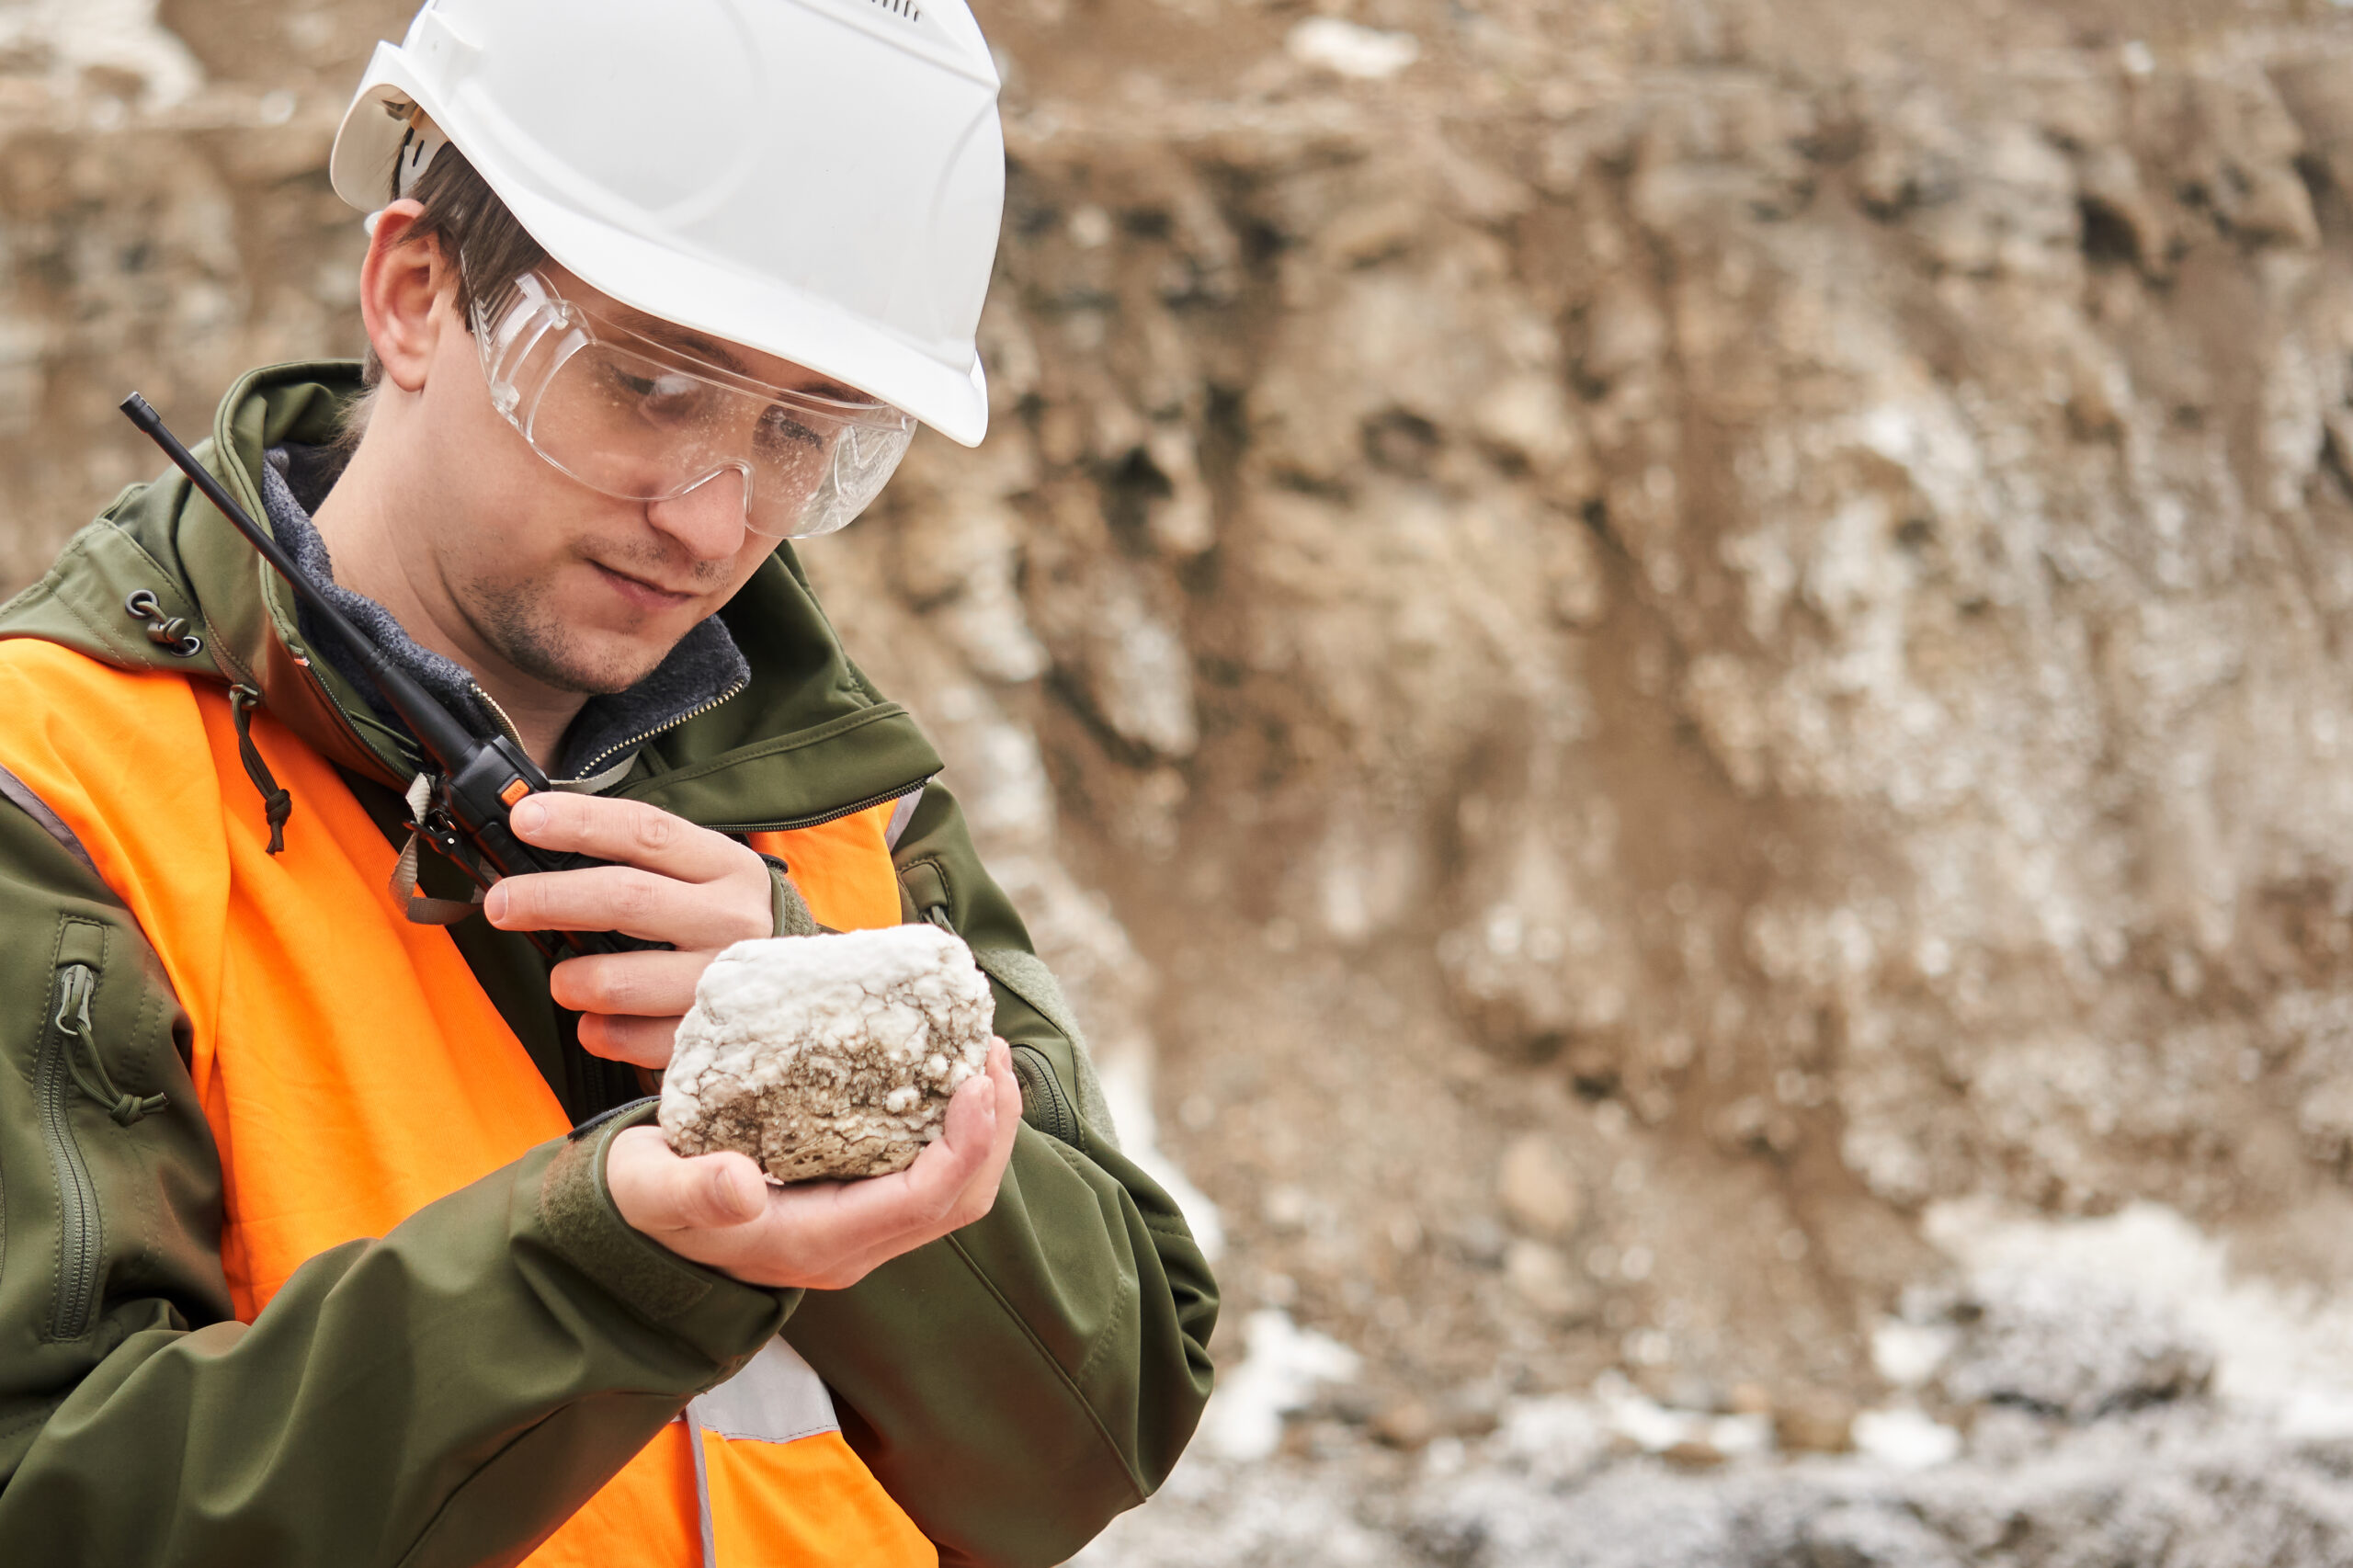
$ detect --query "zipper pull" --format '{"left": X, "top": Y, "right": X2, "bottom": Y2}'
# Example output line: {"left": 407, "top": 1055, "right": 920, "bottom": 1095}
{"left": 53, "top": 962, "right": 94, "bottom": 1037}
{"left": 54, "top": 962, "right": 165, "bottom": 1127}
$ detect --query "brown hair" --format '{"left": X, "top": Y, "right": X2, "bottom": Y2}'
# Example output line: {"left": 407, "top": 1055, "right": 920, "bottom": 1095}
{"left": 339, "top": 142, "right": 548, "bottom": 444}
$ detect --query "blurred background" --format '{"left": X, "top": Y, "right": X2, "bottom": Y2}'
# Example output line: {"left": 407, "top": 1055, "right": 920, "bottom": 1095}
{"left": 15, "top": 0, "right": 2353, "bottom": 1561}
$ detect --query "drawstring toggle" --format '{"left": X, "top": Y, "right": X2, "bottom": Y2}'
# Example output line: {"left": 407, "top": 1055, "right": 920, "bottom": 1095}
{"left": 227, "top": 685, "right": 293, "bottom": 855}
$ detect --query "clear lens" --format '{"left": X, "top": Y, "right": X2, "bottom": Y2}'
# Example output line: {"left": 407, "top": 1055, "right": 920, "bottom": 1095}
{"left": 471, "top": 272, "right": 914, "bottom": 539}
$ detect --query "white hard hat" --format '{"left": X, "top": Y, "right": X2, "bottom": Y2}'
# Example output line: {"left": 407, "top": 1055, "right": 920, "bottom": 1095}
{"left": 330, "top": 0, "right": 1005, "bottom": 447}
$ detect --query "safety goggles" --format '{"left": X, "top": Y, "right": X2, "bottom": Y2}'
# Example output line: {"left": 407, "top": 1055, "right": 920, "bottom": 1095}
{"left": 470, "top": 271, "right": 915, "bottom": 540}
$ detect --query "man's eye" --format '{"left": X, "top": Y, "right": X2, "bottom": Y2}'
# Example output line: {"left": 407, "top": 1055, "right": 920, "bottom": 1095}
{"left": 757, "top": 407, "right": 827, "bottom": 452}
{"left": 617, "top": 369, "right": 710, "bottom": 422}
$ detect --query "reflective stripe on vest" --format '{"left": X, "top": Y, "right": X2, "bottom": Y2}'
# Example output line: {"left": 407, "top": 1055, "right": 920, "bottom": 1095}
{"left": 0, "top": 640, "right": 933, "bottom": 1568}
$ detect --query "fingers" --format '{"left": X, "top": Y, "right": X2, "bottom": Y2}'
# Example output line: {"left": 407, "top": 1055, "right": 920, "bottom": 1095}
{"left": 575, "top": 1009, "right": 682, "bottom": 1069}
{"left": 724, "top": 1055, "right": 1013, "bottom": 1284}
{"left": 608, "top": 1039, "right": 1029, "bottom": 1291}
{"left": 892, "top": 1062, "right": 1005, "bottom": 1212}
{"left": 986, "top": 1039, "right": 1022, "bottom": 1160}
{"left": 947, "top": 1040, "right": 1021, "bottom": 1192}
{"left": 488, "top": 863, "right": 769, "bottom": 946}
{"left": 788, "top": 1072, "right": 1000, "bottom": 1244}
{"left": 963, "top": 1039, "right": 1023, "bottom": 1222}
{"left": 550, "top": 949, "right": 709, "bottom": 1017}
{"left": 608, "top": 1128, "right": 767, "bottom": 1233}
{"left": 486, "top": 797, "right": 771, "bottom": 952}
{"left": 508, "top": 792, "right": 756, "bottom": 883}
{"left": 824, "top": 1040, "right": 1021, "bottom": 1242}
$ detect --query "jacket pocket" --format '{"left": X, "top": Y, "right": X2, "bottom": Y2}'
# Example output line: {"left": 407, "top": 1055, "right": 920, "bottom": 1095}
{"left": 37, "top": 918, "right": 108, "bottom": 1340}
{"left": 1007, "top": 1045, "right": 1079, "bottom": 1144}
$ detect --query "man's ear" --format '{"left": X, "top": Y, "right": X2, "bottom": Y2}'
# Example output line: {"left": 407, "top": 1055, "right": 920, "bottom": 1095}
{"left": 358, "top": 200, "right": 456, "bottom": 394}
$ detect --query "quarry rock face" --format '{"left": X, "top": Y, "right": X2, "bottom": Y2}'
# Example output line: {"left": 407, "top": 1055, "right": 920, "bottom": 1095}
{"left": 660, "top": 926, "right": 995, "bottom": 1182}
{"left": 26, "top": 1, "right": 2353, "bottom": 1561}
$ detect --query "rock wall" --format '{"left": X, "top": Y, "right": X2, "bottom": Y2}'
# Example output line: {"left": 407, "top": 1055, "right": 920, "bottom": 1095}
{"left": 7, "top": 0, "right": 2353, "bottom": 1540}
{"left": 877, "top": 0, "right": 2353, "bottom": 1415}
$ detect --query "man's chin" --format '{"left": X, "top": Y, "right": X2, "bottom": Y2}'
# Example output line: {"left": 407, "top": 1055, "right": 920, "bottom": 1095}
{"left": 501, "top": 631, "right": 675, "bottom": 699}
{"left": 460, "top": 574, "right": 701, "bottom": 699}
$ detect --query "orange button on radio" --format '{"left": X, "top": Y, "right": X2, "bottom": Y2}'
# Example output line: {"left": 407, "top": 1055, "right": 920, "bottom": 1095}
{"left": 498, "top": 777, "right": 532, "bottom": 809}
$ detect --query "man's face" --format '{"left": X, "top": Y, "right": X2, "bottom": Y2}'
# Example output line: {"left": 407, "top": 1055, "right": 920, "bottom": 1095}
{"left": 402, "top": 266, "right": 837, "bottom": 697}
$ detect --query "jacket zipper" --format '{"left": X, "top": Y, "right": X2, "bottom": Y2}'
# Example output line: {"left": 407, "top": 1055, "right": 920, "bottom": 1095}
{"left": 288, "top": 646, "right": 427, "bottom": 786}
{"left": 466, "top": 682, "right": 531, "bottom": 754}
{"left": 300, "top": 648, "right": 887, "bottom": 831}
{"left": 705, "top": 776, "right": 936, "bottom": 838}
{"left": 37, "top": 962, "right": 104, "bottom": 1340}
{"left": 553, "top": 676, "right": 750, "bottom": 785}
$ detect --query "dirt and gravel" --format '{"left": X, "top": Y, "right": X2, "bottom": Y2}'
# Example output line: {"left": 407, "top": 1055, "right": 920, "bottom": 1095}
{"left": 1081, "top": 1413, "right": 2353, "bottom": 1568}
{"left": 1074, "top": 1198, "right": 2353, "bottom": 1562}
{"left": 6, "top": 0, "right": 2353, "bottom": 1560}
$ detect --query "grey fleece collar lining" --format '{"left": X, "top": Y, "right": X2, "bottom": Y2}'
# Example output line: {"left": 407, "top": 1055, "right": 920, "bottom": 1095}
{"left": 259, "top": 444, "right": 751, "bottom": 786}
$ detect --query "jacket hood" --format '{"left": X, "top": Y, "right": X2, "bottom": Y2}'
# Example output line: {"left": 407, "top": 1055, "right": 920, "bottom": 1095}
{"left": 0, "top": 362, "right": 939, "bottom": 830}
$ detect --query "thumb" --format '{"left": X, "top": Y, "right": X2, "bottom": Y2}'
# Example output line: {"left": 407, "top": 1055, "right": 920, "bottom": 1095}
{"left": 936, "top": 1063, "right": 1003, "bottom": 1160}
{"left": 609, "top": 1129, "right": 767, "bottom": 1232}
{"left": 676, "top": 1152, "right": 769, "bottom": 1228}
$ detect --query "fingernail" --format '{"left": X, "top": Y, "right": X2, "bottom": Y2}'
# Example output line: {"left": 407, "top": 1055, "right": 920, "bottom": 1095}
{"left": 484, "top": 885, "right": 508, "bottom": 923}
{"left": 512, "top": 797, "right": 545, "bottom": 832}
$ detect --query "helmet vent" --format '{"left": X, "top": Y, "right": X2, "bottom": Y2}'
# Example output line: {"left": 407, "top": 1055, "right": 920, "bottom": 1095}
{"left": 868, "top": 0, "right": 923, "bottom": 21}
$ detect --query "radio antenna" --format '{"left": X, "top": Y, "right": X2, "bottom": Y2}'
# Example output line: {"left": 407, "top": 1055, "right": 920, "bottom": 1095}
{"left": 118, "top": 392, "right": 484, "bottom": 775}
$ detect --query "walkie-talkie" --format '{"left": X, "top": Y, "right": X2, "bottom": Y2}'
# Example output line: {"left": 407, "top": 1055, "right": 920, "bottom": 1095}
{"left": 120, "top": 392, "right": 663, "bottom": 960}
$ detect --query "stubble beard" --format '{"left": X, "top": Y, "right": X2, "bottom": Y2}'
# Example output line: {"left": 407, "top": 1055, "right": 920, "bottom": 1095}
{"left": 462, "top": 571, "right": 665, "bottom": 698}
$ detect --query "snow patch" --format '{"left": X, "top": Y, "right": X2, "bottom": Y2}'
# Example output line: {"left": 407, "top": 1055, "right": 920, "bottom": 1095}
{"left": 1850, "top": 1406, "right": 1962, "bottom": 1470}
{"left": 1924, "top": 1198, "right": 2353, "bottom": 1418}
{"left": 1286, "top": 19, "right": 1421, "bottom": 81}
{"left": 1589, "top": 1372, "right": 1771, "bottom": 1457}
{"left": 1870, "top": 1319, "right": 1958, "bottom": 1388}
{"left": 1199, "top": 1309, "right": 1362, "bottom": 1461}
{"left": 1099, "top": 1051, "right": 1224, "bottom": 1262}
{"left": 1495, "top": 1394, "right": 1610, "bottom": 1483}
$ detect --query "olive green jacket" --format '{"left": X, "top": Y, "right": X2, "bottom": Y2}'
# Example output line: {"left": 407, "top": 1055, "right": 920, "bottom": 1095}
{"left": 0, "top": 365, "right": 1216, "bottom": 1565}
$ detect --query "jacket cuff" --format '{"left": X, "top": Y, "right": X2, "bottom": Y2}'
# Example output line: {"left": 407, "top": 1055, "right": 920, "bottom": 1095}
{"left": 536, "top": 1100, "right": 801, "bottom": 1358}
{"left": 759, "top": 854, "right": 819, "bottom": 937}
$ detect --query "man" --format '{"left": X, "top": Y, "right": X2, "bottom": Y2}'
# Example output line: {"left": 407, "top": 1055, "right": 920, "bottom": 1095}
{"left": 0, "top": 1, "right": 1216, "bottom": 1563}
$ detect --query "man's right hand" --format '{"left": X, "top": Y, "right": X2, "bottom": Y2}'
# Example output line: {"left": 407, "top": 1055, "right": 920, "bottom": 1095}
{"left": 605, "top": 1038, "right": 1022, "bottom": 1290}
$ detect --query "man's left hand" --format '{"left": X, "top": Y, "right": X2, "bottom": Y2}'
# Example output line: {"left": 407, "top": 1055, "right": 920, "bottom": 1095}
{"left": 485, "top": 792, "right": 774, "bottom": 1067}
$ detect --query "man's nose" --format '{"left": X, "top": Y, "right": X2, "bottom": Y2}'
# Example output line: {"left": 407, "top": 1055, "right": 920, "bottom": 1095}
{"left": 642, "top": 469, "right": 751, "bottom": 562}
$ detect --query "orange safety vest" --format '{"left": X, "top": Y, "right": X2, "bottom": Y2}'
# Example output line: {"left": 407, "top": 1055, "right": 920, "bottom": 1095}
{"left": 0, "top": 639, "right": 934, "bottom": 1568}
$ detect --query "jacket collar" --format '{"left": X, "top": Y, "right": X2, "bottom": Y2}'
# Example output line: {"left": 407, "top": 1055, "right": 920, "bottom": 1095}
{"left": 0, "top": 362, "right": 939, "bottom": 829}
{"left": 256, "top": 442, "right": 754, "bottom": 789}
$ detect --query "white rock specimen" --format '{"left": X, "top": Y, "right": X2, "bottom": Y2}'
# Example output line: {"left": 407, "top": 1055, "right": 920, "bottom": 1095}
{"left": 660, "top": 925, "right": 995, "bottom": 1182}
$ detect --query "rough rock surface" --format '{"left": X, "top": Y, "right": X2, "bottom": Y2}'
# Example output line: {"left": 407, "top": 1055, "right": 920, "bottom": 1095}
{"left": 660, "top": 927, "right": 994, "bottom": 1182}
